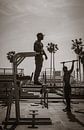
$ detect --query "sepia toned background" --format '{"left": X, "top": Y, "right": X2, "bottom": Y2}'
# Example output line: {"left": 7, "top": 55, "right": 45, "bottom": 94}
{"left": 0, "top": 0, "right": 84, "bottom": 75}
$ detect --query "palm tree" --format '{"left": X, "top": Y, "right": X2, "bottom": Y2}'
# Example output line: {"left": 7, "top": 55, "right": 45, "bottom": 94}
{"left": 71, "top": 38, "right": 84, "bottom": 81}
{"left": 7, "top": 51, "right": 15, "bottom": 74}
{"left": 7, "top": 51, "right": 15, "bottom": 63}
{"left": 46, "top": 43, "right": 59, "bottom": 86}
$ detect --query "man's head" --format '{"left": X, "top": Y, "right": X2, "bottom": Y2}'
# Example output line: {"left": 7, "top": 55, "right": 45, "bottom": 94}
{"left": 63, "top": 66, "right": 68, "bottom": 72}
{"left": 37, "top": 33, "right": 44, "bottom": 40}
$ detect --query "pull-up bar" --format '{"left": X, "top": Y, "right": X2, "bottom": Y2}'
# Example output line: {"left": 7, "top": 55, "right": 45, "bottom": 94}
{"left": 60, "top": 60, "right": 78, "bottom": 64}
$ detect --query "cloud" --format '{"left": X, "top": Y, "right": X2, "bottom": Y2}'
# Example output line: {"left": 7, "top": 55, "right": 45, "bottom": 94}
{"left": 1, "top": 0, "right": 84, "bottom": 21}
{"left": 17, "top": 0, "right": 54, "bottom": 17}
{"left": 0, "top": 0, "right": 54, "bottom": 17}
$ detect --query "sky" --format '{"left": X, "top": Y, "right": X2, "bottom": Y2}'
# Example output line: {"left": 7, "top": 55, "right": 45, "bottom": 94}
{"left": 0, "top": 0, "right": 84, "bottom": 75}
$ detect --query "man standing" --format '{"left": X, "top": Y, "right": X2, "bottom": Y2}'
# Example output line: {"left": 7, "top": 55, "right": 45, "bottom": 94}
{"left": 63, "top": 61, "right": 74, "bottom": 112}
{"left": 34, "top": 33, "right": 48, "bottom": 85}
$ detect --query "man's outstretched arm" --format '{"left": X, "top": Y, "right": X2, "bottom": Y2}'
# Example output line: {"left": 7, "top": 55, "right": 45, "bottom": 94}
{"left": 69, "top": 60, "right": 74, "bottom": 74}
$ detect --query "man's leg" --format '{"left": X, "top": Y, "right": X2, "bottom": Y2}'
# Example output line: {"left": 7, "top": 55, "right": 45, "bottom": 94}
{"left": 66, "top": 86, "right": 71, "bottom": 111}
{"left": 34, "top": 65, "right": 38, "bottom": 82}
{"left": 34, "top": 61, "right": 43, "bottom": 84}
{"left": 63, "top": 91, "right": 71, "bottom": 112}
{"left": 66, "top": 97, "right": 71, "bottom": 108}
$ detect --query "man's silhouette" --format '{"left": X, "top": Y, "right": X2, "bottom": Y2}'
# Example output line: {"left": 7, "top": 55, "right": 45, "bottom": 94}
{"left": 63, "top": 61, "right": 74, "bottom": 112}
{"left": 34, "top": 33, "right": 48, "bottom": 85}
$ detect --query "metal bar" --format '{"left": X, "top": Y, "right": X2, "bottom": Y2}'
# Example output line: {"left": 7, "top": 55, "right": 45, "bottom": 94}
{"left": 14, "top": 52, "right": 36, "bottom": 60}
{"left": 76, "top": 56, "right": 79, "bottom": 82}
{"left": 2, "top": 117, "right": 52, "bottom": 125}
{"left": 53, "top": 52, "right": 55, "bottom": 86}
{"left": 60, "top": 60, "right": 78, "bottom": 64}
{"left": 4, "top": 68, "right": 5, "bottom": 75}
{"left": 17, "top": 57, "right": 25, "bottom": 66}
{"left": 79, "top": 56, "right": 81, "bottom": 81}
{"left": 50, "top": 53, "right": 52, "bottom": 85}
{"left": 83, "top": 64, "right": 84, "bottom": 82}
{"left": 21, "top": 86, "right": 84, "bottom": 88}
{"left": 19, "top": 96, "right": 84, "bottom": 99}
{"left": 12, "top": 52, "right": 37, "bottom": 122}
{"left": 13, "top": 58, "right": 20, "bottom": 121}
{"left": 0, "top": 96, "right": 84, "bottom": 100}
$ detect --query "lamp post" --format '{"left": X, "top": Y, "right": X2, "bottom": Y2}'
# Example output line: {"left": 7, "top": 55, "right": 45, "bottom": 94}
{"left": 47, "top": 43, "right": 59, "bottom": 86}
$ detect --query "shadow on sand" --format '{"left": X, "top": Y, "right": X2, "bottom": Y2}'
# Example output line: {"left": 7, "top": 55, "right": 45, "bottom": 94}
{"left": 66, "top": 111, "right": 84, "bottom": 127}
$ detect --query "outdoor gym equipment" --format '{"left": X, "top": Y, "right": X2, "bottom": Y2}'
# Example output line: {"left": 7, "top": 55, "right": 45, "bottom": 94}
{"left": 40, "top": 84, "right": 49, "bottom": 109}
{"left": 2, "top": 52, "right": 52, "bottom": 129}
{"left": 28, "top": 110, "right": 38, "bottom": 128}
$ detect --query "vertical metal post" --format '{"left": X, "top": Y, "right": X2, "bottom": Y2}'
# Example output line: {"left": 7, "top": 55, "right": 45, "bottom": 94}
{"left": 79, "top": 56, "right": 81, "bottom": 81}
{"left": 73, "top": 70, "right": 75, "bottom": 79}
{"left": 76, "top": 56, "right": 79, "bottom": 82}
{"left": 13, "top": 56, "right": 20, "bottom": 121}
{"left": 47, "top": 89, "right": 48, "bottom": 109}
{"left": 50, "top": 53, "right": 52, "bottom": 85}
{"left": 83, "top": 64, "right": 84, "bottom": 82}
{"left": 4, "top": 68, "right": 5, "bottom": 75}
{"left": 53, "top": 52, "right": 55, "bottom": 86}
{"left": 45, "top": 70, "right": 46, "bottom": 84}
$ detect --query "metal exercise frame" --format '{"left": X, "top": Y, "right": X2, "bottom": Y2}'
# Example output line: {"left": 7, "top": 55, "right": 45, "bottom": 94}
{"left": 13, "top": 52, "right": 36, "bottom": 121}
{"left": 2, "top": 54, "right": 84, "bottom": 129}
{"left": 2, "top": 52, "right": 52, "bottom": 129}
